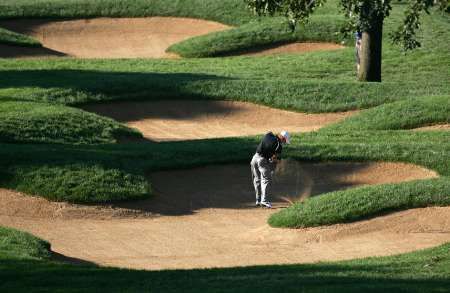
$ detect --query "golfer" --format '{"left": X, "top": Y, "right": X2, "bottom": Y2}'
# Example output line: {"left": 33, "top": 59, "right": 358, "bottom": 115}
{"left": 251, "top": 131, "right": 290, "bottom": 208}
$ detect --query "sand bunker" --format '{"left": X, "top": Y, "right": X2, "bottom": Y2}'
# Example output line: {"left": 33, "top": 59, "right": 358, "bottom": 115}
{"left": 1, "top": 161, "right": 437, "bottom": 219}
{"left": 2, "top": 160, "right": 448, "bottom": 270}
{"left": 0, "top": 18, "right": 345, "bottom": 59}
{"left": 80, "top": 100, "right": 356, "bottom": 141}
{"left": 0, "top": 17, "right": 230, "bottom": 58}
{"left": 413, "top": 123, "right": 450, "bottom": 131}
{"left": 237, "top": 42, "right": 345, "bottom": 57}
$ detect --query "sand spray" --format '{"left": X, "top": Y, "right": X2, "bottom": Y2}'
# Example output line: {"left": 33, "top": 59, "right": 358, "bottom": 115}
{"left": 273, "top": 159, "right": 314, "bottom": 205}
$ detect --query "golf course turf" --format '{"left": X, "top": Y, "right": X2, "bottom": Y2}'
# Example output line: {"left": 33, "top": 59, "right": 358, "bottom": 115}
{"left": 0, "top": 0, "right": 449, "bottom": 291}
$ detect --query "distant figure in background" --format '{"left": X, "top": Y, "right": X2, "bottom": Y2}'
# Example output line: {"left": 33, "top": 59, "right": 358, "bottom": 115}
{"left": 250, "top": 131, "right": 290, "bottom": 208}
{"left": 355, "top": 31, "right": 362, "bottom": 74}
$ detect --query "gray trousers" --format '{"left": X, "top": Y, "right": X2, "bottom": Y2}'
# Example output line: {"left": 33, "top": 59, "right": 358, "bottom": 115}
{"left": 250, "top": 153, "right": 275, "bottom": 203}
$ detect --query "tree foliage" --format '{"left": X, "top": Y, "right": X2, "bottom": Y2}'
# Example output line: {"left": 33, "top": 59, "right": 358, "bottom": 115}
{"left": 245, "top": 0, "right": 449, "bottom": 50}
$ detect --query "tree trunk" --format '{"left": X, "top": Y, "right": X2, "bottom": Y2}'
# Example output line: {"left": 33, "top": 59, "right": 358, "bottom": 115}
{"left": 358, "top": 17, "right": 383, "bottom": 82}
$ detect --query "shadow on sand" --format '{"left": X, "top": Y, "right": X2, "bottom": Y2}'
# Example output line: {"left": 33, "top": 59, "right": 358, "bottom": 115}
{"left": 109, "top": 160, "right": 411, "bottom": 216}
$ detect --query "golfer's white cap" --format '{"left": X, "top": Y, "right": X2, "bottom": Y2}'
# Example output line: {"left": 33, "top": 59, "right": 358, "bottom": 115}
{"left": 280, "top": 130, "right": 290, "bottom": 144}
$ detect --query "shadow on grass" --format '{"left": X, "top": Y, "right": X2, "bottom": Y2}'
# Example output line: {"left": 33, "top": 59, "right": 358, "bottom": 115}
{"left": 0, "top": 44, "right": 66, "bottom": 58}
{"left": 1, "top": 137, "right": 432, "bottom": 216}
{"left": 0, "top": 69, "right": 227, "bottom": 94}
{"left": 0, "top": 69, "right": 239, "bottom": 118}
{"left": 0, "top": 256, "right": 448, "bottom": 292}
{"left": 78, "top": 99, "right": 247, "bottom": 122}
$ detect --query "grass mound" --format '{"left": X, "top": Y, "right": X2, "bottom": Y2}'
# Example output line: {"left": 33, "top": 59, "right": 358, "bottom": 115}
{"left": 0, "top": 101, "right": 142, "bottom": 144}
{"left": 322, "top": 95, "right": 450, "bottom": 132}
{"left": 0, "top": 226, "right": 50, "bottom": 260}
{"left": 0, "top": 0, "right": 252, "bottom": 25}
{"left": 2, "top": 164, "right": 150, "bottom": 203}
{"left": 269, "top": 178, "right": 450, "bottom": 228}
{"left": 0, "top": 27, "right": 41, "bottom": 47}
{"left": 168, "top": 16, "right": 346, "bottom": 58}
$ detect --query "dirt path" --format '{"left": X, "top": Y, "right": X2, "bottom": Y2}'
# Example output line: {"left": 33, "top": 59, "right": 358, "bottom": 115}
{"left": 0, "top": 17, "right": 230, "bottom": 58}
{"left": 2, "top": 161, "right": 448, "bottom": 270}
{"left": 80, "top": 100, "right": 356, "bottom": 141}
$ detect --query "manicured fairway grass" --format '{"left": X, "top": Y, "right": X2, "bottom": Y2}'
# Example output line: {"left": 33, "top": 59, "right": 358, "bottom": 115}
{"left": 0, "top": 8, "right": 447, "bottom": 113}
{"left": 0, "top": 0, "right": 449, "bottom": 290}
{"left": 0, "top": 226, "right": 449, "bottom": 292}
{"left": 0, "top": 2, "right": 448, "bottom": 113}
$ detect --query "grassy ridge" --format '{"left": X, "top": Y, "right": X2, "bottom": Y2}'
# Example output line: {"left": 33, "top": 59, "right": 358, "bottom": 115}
{"left": 0, "top": 27, "right": 41, "bottom": 47}
{"left": 0, "top": 101, "right": 142, "bottom": 144}
{"left": 168, "top": 16, "right": 346, "bottom": 58}
{"left": 0, "top": 226, "right": 449, "bottom": 292}
{"left": 322, "top": 95, "right": 450, "bottom": 132}
{"left": 268, "top": 130, "right": 450, "bottom": 227}
{"left": 0, "top": 226, "right": 50, "bottom": 260}
{"left": 3, "top": 164, "right": 150, "bottom": 203}
{"left": 269, "top": 178, "right": 450, "bottom": 228}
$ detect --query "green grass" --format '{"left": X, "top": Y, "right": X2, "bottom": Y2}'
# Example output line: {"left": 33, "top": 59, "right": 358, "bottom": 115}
{"left": 0, "top": 0, "right": 448, "bottom": 289}
{"left": 0, "top": 226, "right": 50, "bottom": 260}
{"left": 0, "top": 6, "right": 447, "bottom": 113}
{"left": 168, "top": 16, "right": 346, "bottom": 58}
{"left": 0, "top": 0, "right": 253, "bottom": 25}
{"left": 0, "top": 1, "right": 446, "bottom": 215}
{"left": 0, "top": 26, "right": 41, "bottom": 47}
{"left": 0, "top": 226, "right": 449, "bottom": 292}
{"left": 0, "top": 44, "right": 447, "bottom": 113}
{"left": 269, "top": 178, "right": 450, "bottom": 228}
{"left": 0, "top": 101, "right": 142, "bottom": 144}
{"left": 321, "top": 95, "right": 450, "bottom": 132}
{"left": 2, "top": 164, "right": 150, "bottom": 203}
